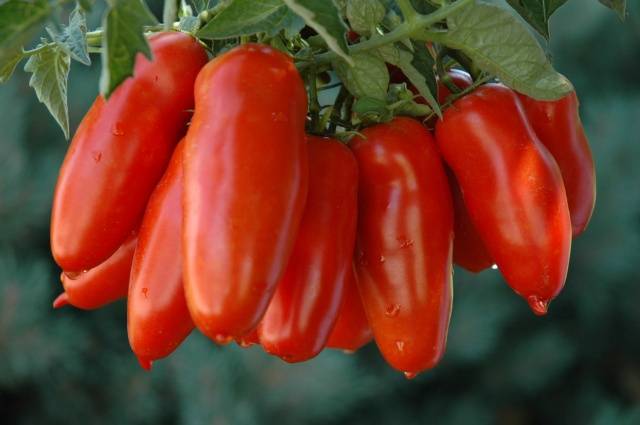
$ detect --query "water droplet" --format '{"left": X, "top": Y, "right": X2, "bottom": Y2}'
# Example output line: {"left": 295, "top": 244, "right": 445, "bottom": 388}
{"left": 111, "top": 122, "right": 124, "bottom": 136}
{"left": 92, "top": 151, "right": 102, "bottom": 163}
{"left": 385, "top": 304, "right": 400, "bottom": 317}
{"left": 214, "top": 334, "right": 233, "bottom": 345}
{"left": 527, "top": 295, "right": 549, "bottom": 316}
{"left": 404, "top": 371, "right": 418, "bottom": 380}
{"left": 378, "top": 255, "right": 386, "bottom": 263}
{"left": 491, "top": 264, "right": 498, "bottom": 270}
{"left": 398, "top": 238, "right": 414, "bottom": 249}
{"left": 142, "top": 287, "right": 149, "bottom": 298}
{"left": 395, "top": 340, "right": 405, "bottom": 352}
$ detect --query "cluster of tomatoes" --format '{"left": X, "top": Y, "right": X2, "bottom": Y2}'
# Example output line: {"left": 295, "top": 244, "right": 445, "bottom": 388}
{"left": 51, "top": 31, "right": 595, "bottom": 378}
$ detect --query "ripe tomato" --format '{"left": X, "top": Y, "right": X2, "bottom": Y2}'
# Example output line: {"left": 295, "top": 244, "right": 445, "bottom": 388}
{"left": 51, "top": 32, "right": 208, "bottom": 272}
{"left": 258, "top": 136, "right": 358, "bottom": 362}
{"left": 183, "top": 44, "right": 308, "bottom": 342}
{"left": 351, "top": 117, "right": 454, "bottom": 376}
{"left": 53, "top": 234, "right": 136, "bottom": 310}
{"left": 435, "top": 84, "right": 572, "bottom": 314}
{"left": 518, "top": 91, "right": 596, "bottom": 236}
{"left": 326, "top": 265, "right": 373, "bottom": 352}
{"left": 128, "top": 141, "right": 192, "bottom": 371}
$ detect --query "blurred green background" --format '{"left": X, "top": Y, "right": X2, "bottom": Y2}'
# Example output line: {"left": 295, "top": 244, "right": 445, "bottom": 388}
{"left": 1, "top": 2, "right": 639, "bottom": 424}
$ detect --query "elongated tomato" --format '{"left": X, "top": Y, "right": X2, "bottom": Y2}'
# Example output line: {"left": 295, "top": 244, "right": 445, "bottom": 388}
{"left": 351, "top": 117, "right": 454, "bottom": 377}
{"left": 326, "top": 265, "right": 373, "bottom": 352}
{"left": 51, "top": 32, "right": 208, "bottom": 272}
{"left": 183, "top": 44, "right": 308, "bottom": 341}
{"left": 128, "top": 141, "right": 192, "bottom": 371}
{"left": 53, "top": 234, "right": 136, "bottom": 310}
{"left": 258, "top": 137, "right": 358, "bottom": 362}
{"left": 518, "top": 91, "right": 596, "bottom": 236}
{"left": 435, "top": 84, "right": 572, "bottom": 314}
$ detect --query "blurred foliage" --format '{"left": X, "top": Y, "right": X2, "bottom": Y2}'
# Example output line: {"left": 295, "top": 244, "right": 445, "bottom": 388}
{"left": 1, "top": 1, "right": 639, "bottom": 424}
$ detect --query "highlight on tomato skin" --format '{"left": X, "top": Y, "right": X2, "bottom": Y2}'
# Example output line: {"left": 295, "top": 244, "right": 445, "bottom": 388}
{"left": 257, "top": 136, "right": 358, "bottom": 363}
{"left": 435, "top": 83, "right": 572, "bottom": 314}
{"left": 53, "top": 233, "right": 137, "bottom": 310}
{"left": 50, "top": 32, "right": 208, "bottom": 273}
{"left": 350, "top": 117, "right": 454, "bottom": 376}
{"left": 128, "top": 141, "right": 193, "bottom": 370}
{"left": 182, "top": 43, "right": 309, "bottom": 341}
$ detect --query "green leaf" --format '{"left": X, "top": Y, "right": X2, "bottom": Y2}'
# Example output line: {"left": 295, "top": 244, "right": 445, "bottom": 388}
{"left": 179, "top": 15, "right": 201, "bottom": 32}
{"left": 353, "top": 96, "right": 391, "bottom": 121}
{"left": 346, "top": 0, "right": 385, "bottom": 35}
{"left": 191, "top": 0, "right": 215, "bottom": 13}
{"left": 0, "top": 0, "right": 51, "bottom": 64}
{"left": 334, "top": 52, "right": 389, "bottom": 100}
{"left": 24, "top": 44, "right": 71, "bottom": 139}
{"left": 100, "top": 0, "right": 158, "bottom": 98}
{"left": 48, "top": 4, "right": 91, "bottom": 66}
{"left": 438, "top": 2, "right": 572, "bottom": 100}
{"left": 78, "top": 0, "right": 96, "bottom": 11}
{"left": 505, "top": 0, "right": 568, "bottom": 39}
{"left": 197, "top": 0, "right": 302, "bottom": 39}
{"left": 598, "top": 0, "right": 626, "bottom": 20}
{"left": 0, "top": 50, "right": 23, "bottom": 83}
{"left": 283, "top": 0, "right": 351, "bottom": 64}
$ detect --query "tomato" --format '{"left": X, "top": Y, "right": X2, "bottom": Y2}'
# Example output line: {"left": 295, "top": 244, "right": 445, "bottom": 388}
{"left": 183, "top": 44, "right": 308, "bottom": 342}
{"left": 326, "top": 265, "right": 373, "bottom": 352}
{"left": 51, "top": 32, "right": 208, "bottom": 272}
{"left": 236, "top": 329, "right": 259, "bottom": 348}
{"left": 258, "top": 136, "right": 358, "bottom": 362}
{"left": 517, "top": 91, "right": 596, "bottom": 236}
{"left": 128, "top": 141, "right": 192, "bottom": 371}
{"left": 436, "top": 69, "right": 494, "bottom": 272}
{"left": 53, "top": 234, "right": 136, "bottom": 310}
{"left": 435, "top": 84, "right": 572, "bottom": 314}
{"left": 351, "top": 117, "right": 454, "bottom": 377}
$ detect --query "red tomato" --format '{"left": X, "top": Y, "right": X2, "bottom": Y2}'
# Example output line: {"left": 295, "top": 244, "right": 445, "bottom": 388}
{"left": 437, "top": 68, "right": 473, "bottom": 104}
{"left": 351, "top": 117, "right": 454, "bottom": 376}
{"left": 518, "top": 91, "right": 596, "bottom": 236}
{"left": 128, "top": 141, "right": 192, "bottom": 371}
{"left": 53, "top": 234, "right": 136, "bottom": 310}
{"left": 51, "top": 32, "right": 208, "bottom": 272}
{"left": 258, "top": 136, "right": 358, "bottom": 362}
{"left": 435, "top": 84, "right": 572, "bottom": 314}
{"left": 326, "top": 265, "right": 373, "bottom": 352}
{"left": 183, "top": 44, "right": 308, "bottom": 342}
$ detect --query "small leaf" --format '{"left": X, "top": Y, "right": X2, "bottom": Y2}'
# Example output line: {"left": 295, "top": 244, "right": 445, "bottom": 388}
{"left": 396, "top": 59, "right": 439, "bottom": 117}
{"left": 179, "top": 15, "right": 201, "bottom": 32}
{"left": 198, "top": 0, "right": 301, "bottom": 39}
{"left": 48, "top": 4, "right": 91, "bottom": 66}
{"left": 598, "top": 0, "right": 626, "bottom": 20}
{"left": 334, "top": 52, "right": 389, "bottom": 100}
{"left": 438, "top": 2, "right": 572, "bottom": 100}
{"left": 0, "top": 0, "right": 52, "bottom": 64}
{"left": 505, "top": 0, "right": 568, "bottom": 39}
{"left": 284, "top": 0, "right": 352, "bottom": 64}
{"left": 0, "top": 50, "right": 24, "bottom": 84}
{"left": 100, "top": 0, "right": 158, "bottom": 98}
{"left": 191, "top": 0, "right": 214, "bottom": 13}
{"left": 346, "top": 0, "right": 385, "bottom": 35}
{"left": 24, "top": 44, "right": 71, "bottom": 139}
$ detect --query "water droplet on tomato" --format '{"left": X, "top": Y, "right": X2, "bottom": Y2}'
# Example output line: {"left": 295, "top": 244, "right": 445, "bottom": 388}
{"left": 395, "top": 340, "right": 405, "bottom": 352}
{"left": 404, "top": 372, "right": 418, "bottom": 380}
{"left": 385, "top": 304, "right": 400, "bottom": 317}
{"left": 111, "top": 122, "right": 124, "bottom": 136}
{"left": 214, "top": 334, "right": 233, "bottom": 345}
{"left": 527, "top": 295, "right": 549, "bottom": 316}
{"left": 491, "top": 264, "right": 498, "bottom": 270}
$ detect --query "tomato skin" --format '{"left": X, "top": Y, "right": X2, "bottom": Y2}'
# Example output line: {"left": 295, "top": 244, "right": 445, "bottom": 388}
{"left": 517, "top": 91, "right": 596, "bottom": 236}
{"left": 258, "top": 137, "right": 358, "bottom": 362}
{"left": 128, "top": 141, "right": 192, "bottom": 370}
{"left": 437, "top": 68, "right": 473, "bottom": 104}
{"left": 435, "top": 84, "right": 572, "bottom": 314}
{"left": 350, "top": 117, "right": 454, "bottom": 375}
{"left": 183, "top": 44, "right": 308, "bottom": 341}
{"left": 326, "top": 265, "right": 373, "bottom": 352}
{"left": 54, "top": 234, "right": 136, "bottom": 310}
{"left": 50, "top": 32, "right": 208, "bottom": 272}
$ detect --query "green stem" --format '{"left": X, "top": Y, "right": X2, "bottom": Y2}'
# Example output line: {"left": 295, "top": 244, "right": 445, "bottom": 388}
{"left": 307, "top": 68, "right": 322, "bottom": 134}
{"left": 163, "top": 0, "right": 178, "bottom": 31}
{"left": 299, "top": 0, "right": 472, "bottom": 67}
{"left": 436, "top": 48, "right": 460, "bottom": 95}
{"left": 328, "top": 86, "right": 348, "bottom": 134}
{"left": 396, "top": 0, "right": 418, "bottom": 22}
